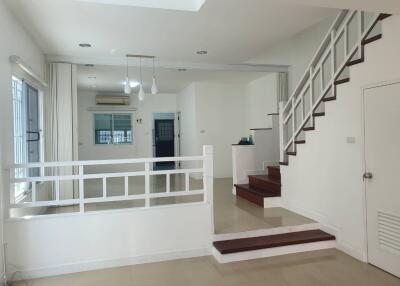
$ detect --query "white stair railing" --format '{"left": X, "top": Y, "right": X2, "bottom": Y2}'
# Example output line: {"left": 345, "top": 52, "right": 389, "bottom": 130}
{"left": 8, "top": 145, "right": 213, "bottom": 217}
{"left": 279, "top": 10, "right": 383, "bottom": 163}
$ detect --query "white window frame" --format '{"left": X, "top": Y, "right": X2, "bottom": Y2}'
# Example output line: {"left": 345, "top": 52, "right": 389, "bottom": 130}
{"left": 93, "top": 112, "right": 134, "bottom": 146}
{"left": 12, "top": 75, "right": 44, "bottom": 203}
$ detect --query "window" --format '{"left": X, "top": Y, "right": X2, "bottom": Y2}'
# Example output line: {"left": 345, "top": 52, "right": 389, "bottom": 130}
{"left": 12, "top": 76, "right": 43, "bottom": 202}
{"left": 94, "top": 114, "right": 133, "bottom": 144}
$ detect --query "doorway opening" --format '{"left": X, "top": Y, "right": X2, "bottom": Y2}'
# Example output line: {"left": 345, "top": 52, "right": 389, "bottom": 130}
{"left": 152, "top": 113, "right": 180, "bottom": 170}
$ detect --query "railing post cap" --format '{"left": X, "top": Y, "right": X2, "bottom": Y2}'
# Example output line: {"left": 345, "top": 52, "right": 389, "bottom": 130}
{"left": 203, "top": 145, "right": 213, "bottom": 154}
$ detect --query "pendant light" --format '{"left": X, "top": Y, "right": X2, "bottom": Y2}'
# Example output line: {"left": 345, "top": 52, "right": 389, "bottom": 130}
{"left": 124, "top": 56, "right": 131, "bottom": 94}
{"left": 138, "top": 57, "right": 145, "bottom": 101}
{"left": 151, "top": 57, "right": 158, "bottom": 95}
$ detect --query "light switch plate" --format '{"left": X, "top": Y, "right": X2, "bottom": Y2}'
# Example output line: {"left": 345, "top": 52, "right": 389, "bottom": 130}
{"left": 346, "top": 137, "right": 356, "bottom": 144}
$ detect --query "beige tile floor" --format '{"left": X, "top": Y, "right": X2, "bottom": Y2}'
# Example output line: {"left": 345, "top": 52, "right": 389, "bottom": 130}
{"left": 12, "top": 249, "right": 400, "bottom": 286}
{"left": 213, "top": 178, "right": 314, "bottom": 234}
{"left": 10, "top": 177, "right": 400, "bottom": 285}
{"left": 18, "top": 176, "right": 314, "bottom": 235}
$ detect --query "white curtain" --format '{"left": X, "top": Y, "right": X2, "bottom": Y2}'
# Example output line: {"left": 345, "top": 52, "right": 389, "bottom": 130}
{"left": 44, "top": 63, "right": 78, "bottom": 200}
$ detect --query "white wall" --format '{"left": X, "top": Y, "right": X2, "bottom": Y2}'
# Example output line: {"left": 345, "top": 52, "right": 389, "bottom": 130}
{"left": 245, "top": 73, "right": 278, "bottom": 129}
{"left": 281, "top": 16, "right": 400, "bottom": 261}
{"left": 0, "top": 0, "right": 46, "bottom": 277}
{"left": 195, "top": 82, "right": 248, "bottom": 178}
{"left": 247, "top": 16, "right": 334, "bottom": 94}
{"left": 177, "top": 77, "right": 281, "bottom": 178}
{"left": 176, "top": 84, "right": 199, "bottom": 170}
{"left": 77, "top": 91, "right": 177, "bottom": 163}
{"left": 5, "top": 203, "right": 212, "bottom": 279}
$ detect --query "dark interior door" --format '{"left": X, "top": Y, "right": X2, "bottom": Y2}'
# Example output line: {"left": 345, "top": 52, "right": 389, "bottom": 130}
{"left": 154, "top": 119, "right": 175, "bottom": 169}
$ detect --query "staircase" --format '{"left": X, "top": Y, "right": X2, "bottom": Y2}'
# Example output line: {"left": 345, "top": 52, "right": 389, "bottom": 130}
{"left": 214, "top": 10, "right": 396, "bottom": 265}
{"left": 235, "top": 166, "right": 281, "bottom": 207}
{"left": 279, "top": 11, "right": 391, "bottom": 165}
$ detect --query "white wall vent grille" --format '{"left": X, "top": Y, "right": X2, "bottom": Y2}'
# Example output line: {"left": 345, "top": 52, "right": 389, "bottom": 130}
{"left": 378, "top": 211, "right": 400, "bottom": 254}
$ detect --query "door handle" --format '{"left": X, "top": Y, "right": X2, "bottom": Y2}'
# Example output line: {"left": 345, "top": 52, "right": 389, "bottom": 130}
{"left": 363, "top": 172, "right": 373, "bottom": 180}
{"left": 26, "top": 131, "right": 40, "bottom": 142}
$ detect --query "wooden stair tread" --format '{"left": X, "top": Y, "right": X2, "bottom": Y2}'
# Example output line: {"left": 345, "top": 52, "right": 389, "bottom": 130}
{"left": 322, "top": 96, "right": 336, "bottom": 102}
{"left": 235, "top": 184, "right": 280, "bottom": 198}
{"left": 347, "top": 58, "right": 364, "bottom": 66}
{"left": 213, "top": 229, "right": 335, "bottom": 254}
{"left": 268, "top": 166, "right": 280, "bottom": 171}
{"left": 362, "top": 34, "right": 382, "bottom": 45}
{"left": 295, "top": 140, "right": 306, "bottom": 144}
{"left": 335, "top": 78, "right": 350, "bottom": 85}
{"left": 313, "top": 112, "right": 325, "bottom": 117}
{"left": 248, "top": 175, "right": 280, "bottom": 186}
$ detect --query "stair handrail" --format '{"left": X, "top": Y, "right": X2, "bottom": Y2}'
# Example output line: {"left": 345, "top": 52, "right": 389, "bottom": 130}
{"left": 279, "top": 10, "right": 382, "bottom": 163}
{"left": 282, "top": 10, "right": 348, "bottom": 113}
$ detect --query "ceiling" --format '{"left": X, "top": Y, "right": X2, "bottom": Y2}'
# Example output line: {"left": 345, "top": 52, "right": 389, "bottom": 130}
{"left": 78, "top": 64, "right": 269, "bottom": 94}
{"left": 5, "top": 0, "right": 337, "bottom": 66}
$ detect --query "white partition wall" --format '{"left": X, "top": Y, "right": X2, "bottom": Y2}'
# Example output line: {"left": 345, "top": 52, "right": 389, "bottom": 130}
{"left": 6, "top": 146, "right": 214, "bottom": 279}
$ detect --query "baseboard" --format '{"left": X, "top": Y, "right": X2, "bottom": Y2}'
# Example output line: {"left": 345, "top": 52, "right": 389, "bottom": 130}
{"left": 282, "top": 199, "right": 326, "bottom": 223}
{"left": 336, "top": 240, "right": 367, "bottom": 262}
{"left": 12, "top": 248, "right": 211, "bottom": 280}
{"left": 212, "top": 240, "right": 336, "bottom": 263}
{"left": 213, "top": 222, "right": 320, "bottom": 241}
{"left": 282, "top": 200, "right": 367, "bottom": 262}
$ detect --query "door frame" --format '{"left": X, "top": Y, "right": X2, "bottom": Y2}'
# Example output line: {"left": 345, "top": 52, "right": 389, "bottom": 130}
{"left": 361, "top": 77, "right": 400, "bottom": 264}
{"left": 151, "top": 112, "right": 180, "bottom": 168}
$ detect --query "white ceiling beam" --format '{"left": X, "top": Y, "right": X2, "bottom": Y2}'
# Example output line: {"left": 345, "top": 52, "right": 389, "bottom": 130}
{"left": 266, "top": 0, "right": 400, "bottom": 14}
{"left": 46, "top": 55, "right": 289, "bottom": 73}
{"left": 71, "top": 0, "right": 206, "bottom": 12}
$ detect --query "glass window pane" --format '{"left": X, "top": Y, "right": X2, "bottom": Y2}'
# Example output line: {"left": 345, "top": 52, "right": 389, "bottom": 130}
{"left": 94, "top": 114, "right": 133, "bottom": 145}
{"left": 113, "top": 114, "right": 132, "bottom": 144}
{"left": 95, "top": 114, "right": 113, "bottom": 144}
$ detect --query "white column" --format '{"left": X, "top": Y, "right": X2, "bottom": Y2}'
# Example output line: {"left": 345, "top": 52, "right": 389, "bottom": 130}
{"left": 202, "top": 145, "right": 214, "bottom": 236}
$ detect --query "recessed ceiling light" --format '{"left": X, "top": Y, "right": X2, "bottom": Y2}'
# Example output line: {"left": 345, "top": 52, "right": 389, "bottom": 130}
{"left": 85, "top": 64, "right": 94, "bottom": 67}
{"left": 196, "top": 50, "right": 207, "bottom": 55}
{"left": 178, "top": 68, "right": 187, "bottom": 72}
{"left": 79, "top": 43, "right": 92, "bottom": 48}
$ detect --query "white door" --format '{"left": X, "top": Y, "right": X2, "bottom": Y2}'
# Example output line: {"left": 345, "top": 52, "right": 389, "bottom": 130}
{"left": 364, "top": 82, "right": 400, "bottom": 278}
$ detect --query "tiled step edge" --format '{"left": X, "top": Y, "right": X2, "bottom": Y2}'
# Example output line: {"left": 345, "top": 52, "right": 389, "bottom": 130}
{"left": 212, "top": 239, "right": 336, "bottom": 263}
{"left": 213, "top": 222, "right": 321, "bottom": 242}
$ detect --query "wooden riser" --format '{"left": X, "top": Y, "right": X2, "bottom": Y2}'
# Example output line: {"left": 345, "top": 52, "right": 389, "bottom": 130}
{"left": 248, "top": 175, "right": 281, "bottom": 195}
{"left": 236, "top": 186, "right": 264, "bottom": 207}
{"left": 267, "top": 166, "right": 281, "bottom": 180}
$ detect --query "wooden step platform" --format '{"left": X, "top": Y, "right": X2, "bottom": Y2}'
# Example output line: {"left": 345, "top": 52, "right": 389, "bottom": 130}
{"left": 235, "top": 166, "right": 282, "bottom": 207}
{"left": 248, "top": 175, "right": 281, "bottom": 194}
{"left": 235, "top": 184, "right": 280, "bottom": 207}
{"left": 213, "top": 229, "right": 335, "bottom": 255}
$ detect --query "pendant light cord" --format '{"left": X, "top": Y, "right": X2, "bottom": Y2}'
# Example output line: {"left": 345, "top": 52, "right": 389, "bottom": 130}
{"left": 152, "top": 57, "right": 155, "bottom": 78}
{"left": 126, "top": 56, "right": 129, "bottom": 78}
{"left": 140, "top": 57, "right": 143, "bottom": 84}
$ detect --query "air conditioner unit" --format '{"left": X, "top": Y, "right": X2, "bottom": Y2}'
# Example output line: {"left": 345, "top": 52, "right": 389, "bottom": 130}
{"left": 95, "top": 95, "right": 130, "bottom": 106}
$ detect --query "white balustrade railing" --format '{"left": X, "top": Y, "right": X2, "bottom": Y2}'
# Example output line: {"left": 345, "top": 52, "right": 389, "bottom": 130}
{"left": 279, "top": 10, "right": 383, "bottom": 162}
{"left": 9, "top": 145, "right": 213, "bottom": 216}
